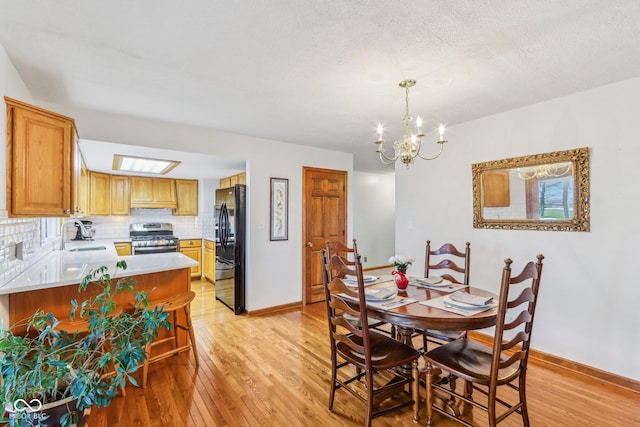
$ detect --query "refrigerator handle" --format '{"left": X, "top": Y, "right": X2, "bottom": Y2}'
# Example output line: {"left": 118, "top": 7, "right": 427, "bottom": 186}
{"left": 220, "top": 202, "right": 229, "bottom": 250}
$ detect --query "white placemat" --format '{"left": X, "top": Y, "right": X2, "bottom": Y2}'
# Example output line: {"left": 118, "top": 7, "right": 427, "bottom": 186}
{"left": 338, "top": 293, "right": 416, "bottom": 311}
{"left": 410, "top": 279, "right": 467, "bottom": 293}
{"left": 419, "top": 295, "right": 498, "bottom": 317}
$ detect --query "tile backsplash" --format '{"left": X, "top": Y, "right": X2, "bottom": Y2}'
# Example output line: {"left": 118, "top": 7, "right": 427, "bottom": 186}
{"left": 87, "top": 209, "right": 210, "bottom": 239}
{"left": 0, "top": 208, "right": 211, "bottom": 287}
{"left": 0, "top": 215, "right": 57, "bottom": 287}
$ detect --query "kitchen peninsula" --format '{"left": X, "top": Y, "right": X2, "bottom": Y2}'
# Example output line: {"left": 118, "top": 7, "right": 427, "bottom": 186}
{"left": 1, "top": 240, "right": 198, "bottom": 333}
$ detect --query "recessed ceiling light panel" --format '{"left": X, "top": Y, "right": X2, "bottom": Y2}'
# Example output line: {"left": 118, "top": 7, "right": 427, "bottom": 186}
{"left": 112, "top": 154, "right": 180, "bottom": 175}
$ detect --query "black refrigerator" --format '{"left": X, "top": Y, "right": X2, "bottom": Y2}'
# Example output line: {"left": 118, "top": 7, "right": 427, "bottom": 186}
{"left": 215, "top": 184, "right": 246, "bottom": 314}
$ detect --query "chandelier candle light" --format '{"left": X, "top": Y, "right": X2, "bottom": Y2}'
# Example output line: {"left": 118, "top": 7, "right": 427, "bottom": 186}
{"left": 375, "top": 79, "right": 447, "bottom": 168}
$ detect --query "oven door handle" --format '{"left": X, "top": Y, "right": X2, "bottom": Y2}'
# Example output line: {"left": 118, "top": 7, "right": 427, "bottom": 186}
{"left": 133, "top": 245, "right": 178, "bottom": 253}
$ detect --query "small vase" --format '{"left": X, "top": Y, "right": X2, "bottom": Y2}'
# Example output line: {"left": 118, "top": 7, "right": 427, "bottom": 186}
{"left": 392, "top": 270, "right": 409, "bottom": 290}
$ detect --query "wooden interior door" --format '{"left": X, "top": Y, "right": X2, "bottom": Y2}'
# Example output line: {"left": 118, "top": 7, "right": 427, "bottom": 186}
{"left": 302, "top": 167, "right": 347, "bottom": 304}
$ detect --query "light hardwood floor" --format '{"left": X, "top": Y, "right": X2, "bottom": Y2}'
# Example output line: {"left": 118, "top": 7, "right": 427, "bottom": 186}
{"left": 91, "top": 279, "right": 640, "bottom": 426}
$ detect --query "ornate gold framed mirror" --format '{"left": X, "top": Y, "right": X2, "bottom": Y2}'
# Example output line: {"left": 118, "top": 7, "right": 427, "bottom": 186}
{"left": 472, "top": 147, "right": 590, "bottom": 231}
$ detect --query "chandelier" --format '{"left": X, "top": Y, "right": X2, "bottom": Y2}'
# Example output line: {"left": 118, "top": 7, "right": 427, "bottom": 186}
{"left": 374, "top": 79, "right": 447, "bottom": 168}
{"left": 516, "top": 162, "right": 573, "bottom": 180}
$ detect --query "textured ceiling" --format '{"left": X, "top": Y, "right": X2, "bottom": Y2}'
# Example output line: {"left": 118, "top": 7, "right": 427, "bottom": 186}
{"left": 2, "top": 1, "right": 640, "bottom": 174}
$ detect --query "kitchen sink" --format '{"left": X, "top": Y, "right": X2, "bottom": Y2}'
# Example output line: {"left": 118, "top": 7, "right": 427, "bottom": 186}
{"left": 67, "top": 246, "right": 107, "bottom": 252}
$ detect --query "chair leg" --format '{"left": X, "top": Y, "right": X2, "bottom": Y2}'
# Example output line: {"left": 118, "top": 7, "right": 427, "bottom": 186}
{"left": 365, "top": 370, "right": 374, "bottom": 427}
{"left": 426, "top": 361, "right": 434, "bottom": 427}
{"left": 142, "top": 342, "right": 151, "bottom": 388}
{"left": 328, "top": 355, "right": 337, "bottom": 410}
{"left": 185, "top": 305, "right": 199, "bottom": 366}
{"left": 412, "top": 359, "right": 420, "bottom": 423}
{"left": 519, "top": 374, "right": 530, "bottom": 427}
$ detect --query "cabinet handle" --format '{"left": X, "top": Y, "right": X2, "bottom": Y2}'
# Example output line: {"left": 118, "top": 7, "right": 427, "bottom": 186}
{"left": 64, "top": 208, "right": 71, "bottom": 214}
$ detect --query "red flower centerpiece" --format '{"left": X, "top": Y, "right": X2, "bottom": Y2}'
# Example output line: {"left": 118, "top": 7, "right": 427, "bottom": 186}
{"left": 389, "top": 255, "right": 414, "bottom": 290}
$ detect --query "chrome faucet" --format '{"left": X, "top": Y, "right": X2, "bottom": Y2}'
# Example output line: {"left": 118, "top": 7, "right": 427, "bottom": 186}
{"left": 60, "top": 219, "right": 91, "bottom": 250}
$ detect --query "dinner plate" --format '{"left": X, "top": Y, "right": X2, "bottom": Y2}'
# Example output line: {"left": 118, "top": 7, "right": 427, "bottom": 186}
{"left": 364, "top": 288, "right": 397, "bottom": 302}
{"left": 345, "top": 274, "right": 378, "bottom": 283}
{"left": 443, "top": 295, "right": 489, "bottom": 310}
{"left": 416, "top": 277, "right": 453, "bottom": 287}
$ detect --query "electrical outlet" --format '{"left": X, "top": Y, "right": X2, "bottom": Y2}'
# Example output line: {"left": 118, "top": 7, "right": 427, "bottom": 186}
{"left": 364, "top": 256, "right": 368, "bottom": 263}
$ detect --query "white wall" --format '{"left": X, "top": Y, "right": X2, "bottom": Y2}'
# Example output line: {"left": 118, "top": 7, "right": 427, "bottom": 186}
{"left": 395, "top": 77, "right": 640, "bottom": 381}
{"left": 352, "top": 171, "right": 395, "bottom": 267}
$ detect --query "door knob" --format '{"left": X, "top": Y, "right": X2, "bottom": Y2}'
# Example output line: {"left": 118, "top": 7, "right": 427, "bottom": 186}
{"left": 306, "top": 242, "right": 313, "bottom": 248}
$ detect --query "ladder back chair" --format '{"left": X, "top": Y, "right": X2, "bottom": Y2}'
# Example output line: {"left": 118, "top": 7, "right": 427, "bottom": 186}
{"left": 321, "top": 249, "right": 420, "bottom": 427}
{"left": 417, "top": 241, "right": 472, "bottom": 351}
{"left": 325, "top": 239, "right": 392, "bottom": 337}
{"left": 424, "top": 254, "right": 545, "bottom": 427}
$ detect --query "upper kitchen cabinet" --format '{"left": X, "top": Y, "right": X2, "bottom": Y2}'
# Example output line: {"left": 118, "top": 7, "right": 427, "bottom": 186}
{"left": 5, "top": 97, "right": 79, "bottom": 217}
{"left": 110, "top": 175, "right": 130, "bottom": 216}
{"left": 130, "top": 177, "right": 177, "bottom": 208}
{"left": 174, "top": 179, "right": 198, "bottom": 216}
{"left": 219, "top": 172, "right": 245, "bottom": 188}
{"left": 88, "top": 171, "right": 111, "bottom": 215}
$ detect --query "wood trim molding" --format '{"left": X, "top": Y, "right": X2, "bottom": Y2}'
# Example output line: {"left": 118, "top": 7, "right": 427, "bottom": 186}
{"left": 363, "top": 265, "right": 392, "bottom": 272}
{"left": 468, "top": 331, "right": 639, "bottom": 393}
{"left": 245, "top": 301, "right": 302, "bottom": 316}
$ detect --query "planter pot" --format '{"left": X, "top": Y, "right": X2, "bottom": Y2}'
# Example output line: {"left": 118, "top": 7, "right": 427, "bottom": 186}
{"left": 5, "top": 396, "right": 88, "bottom": 427}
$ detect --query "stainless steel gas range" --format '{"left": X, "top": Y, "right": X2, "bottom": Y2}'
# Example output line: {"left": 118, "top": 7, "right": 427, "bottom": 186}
{"left": 129, "top": 223, "right": 179, "bottom": 255}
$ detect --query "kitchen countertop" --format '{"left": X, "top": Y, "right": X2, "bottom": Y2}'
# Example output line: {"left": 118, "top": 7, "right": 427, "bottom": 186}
{"left": 0, "top": 239, "right": 198, "bottom": 295}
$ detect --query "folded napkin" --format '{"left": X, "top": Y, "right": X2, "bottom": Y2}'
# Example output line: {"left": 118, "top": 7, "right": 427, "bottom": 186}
{"left": 366, "top": 287, "right": 395, "bottom": 300}
{"left": 449, "top": 291, "right": 493, "bottom": 306}
{"left": 411, "top": 281, "right": 467, "bottom": 293}
{"left": 368, "top": 297, "right": 416, "bottom": 310}
{"left": 345, "top": 274, "right": 378, "bottom": 282}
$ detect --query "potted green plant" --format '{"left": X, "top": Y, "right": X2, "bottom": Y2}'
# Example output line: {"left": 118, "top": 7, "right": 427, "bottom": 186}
{"left": 0, "top": 260, "right": 171, "bottom": 427}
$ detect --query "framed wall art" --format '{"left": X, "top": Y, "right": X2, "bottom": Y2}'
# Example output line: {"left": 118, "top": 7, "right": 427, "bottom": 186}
{"left": 270, "top": 178, "right": 289, "bottom": 241}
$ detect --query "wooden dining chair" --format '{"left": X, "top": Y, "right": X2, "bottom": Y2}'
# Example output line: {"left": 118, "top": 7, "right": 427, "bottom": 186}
{"left": 415, "top": 241, "right": 472, "bottom": 352}
{"left": 325, "top": 239, "right": 392, "bottom": 337}
{"left": 424, "top": 254, "right": 545, "bottom": 427}
{"left": 321, "top": 249, "right": 420, "bottom": 427}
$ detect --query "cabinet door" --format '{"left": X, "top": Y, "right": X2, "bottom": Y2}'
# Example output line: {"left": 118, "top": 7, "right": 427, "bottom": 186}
{"left": 6, "top": 98, "right": 75, "bottom": 217}
{"left": 110, "top": 175, "right": 130, "bottom": 215}
{"left": 203, "top": 240, "right": 215, "bottom": 281}
{"left": 174, "top": 179, "right": 198, "bottom": 216}
{"left": 130, "top": 177, "right": 155, "bottom": 206}
{"left": 153, "top": 178, "right": 177, "bottom": 207}
{"left": 219, "top": 177, "right": 231, "bottom": 188}
{"left": 89, "top": 172, "right": 111, "bottom": 216}
{"left": 114, "top": 242, "right": 132, "bottom": 256}
{"left": 179, "top": 239, "right": 202, "bottom": 277}
{"left": 236, "top": 173, "right": 246, "bottom": 185}
{"left": 76, "top": 158, "right": 89, "bottom": 216}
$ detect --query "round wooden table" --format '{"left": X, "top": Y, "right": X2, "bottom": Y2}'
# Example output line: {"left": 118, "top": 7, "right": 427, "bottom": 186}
{"left": 366, "top": 281, "right": 499, "bottom": 332}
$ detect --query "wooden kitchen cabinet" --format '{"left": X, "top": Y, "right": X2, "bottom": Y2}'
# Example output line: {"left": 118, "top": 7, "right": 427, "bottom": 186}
{"left": 179, "top": 239, "right": 202, "bottom": 277}
{"left": 219, "top": 172, "right": 245, "bottom": 189}
{"left": 88, "top": 171, "right": 111, "bottom": 215}
{"left": 174, "top": 179, "right": 198, "bottom": 216}
{"left": 219, "top": 177, "right": 231, "bottom": 188}
{"left": 114, "top": 242, "right": 132, "bottom": 256}
{"left": 5, "top": 97, "right": 79, "bottom": 217}
{"left": 203, "top": 239, "right": 215, "bottom": 283}
{"left": 130, "top": 177, "right": 177, "bottom": 208}
{"left": 76, "top": 157, "right": 90, "bottom": 216}
{"left": 110, "top": 175, "right": 130, "bottom": 215}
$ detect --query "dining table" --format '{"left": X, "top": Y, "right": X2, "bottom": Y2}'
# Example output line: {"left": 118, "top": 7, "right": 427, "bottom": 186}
{"left": 352, "top": 275, "right": 498, "bottom": 340}
{"left": 340, "top": 274, "right": 499, "bottom": 423}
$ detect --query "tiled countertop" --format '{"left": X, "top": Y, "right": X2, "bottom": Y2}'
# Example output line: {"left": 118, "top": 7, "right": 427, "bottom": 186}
{"left": 0, "top": 239, "right": 197, "bottom": 295}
